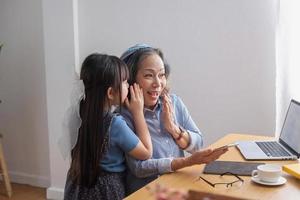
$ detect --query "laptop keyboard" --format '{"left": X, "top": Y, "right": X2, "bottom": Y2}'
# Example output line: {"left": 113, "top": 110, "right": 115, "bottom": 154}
{"left": 256, "top": 141, "right": 291, "bottom": 157}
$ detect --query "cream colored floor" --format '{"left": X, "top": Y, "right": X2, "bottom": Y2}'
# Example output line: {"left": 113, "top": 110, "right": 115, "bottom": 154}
{"left": 0, "top": 183, "right": 46, "bottom": 200}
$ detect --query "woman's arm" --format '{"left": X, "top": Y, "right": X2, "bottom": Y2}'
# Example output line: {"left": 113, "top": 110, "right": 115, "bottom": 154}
{"left": 162, "top": 94, "right": 203, "bottom": 152}
{"left": 126, "top": 147, "right": 228, "bottom": 178}
{"left": 162, "top": 94, "right": 190, "bottom": 149}
{"left": 126, "top": 153, "right": 173, "bottom": 178}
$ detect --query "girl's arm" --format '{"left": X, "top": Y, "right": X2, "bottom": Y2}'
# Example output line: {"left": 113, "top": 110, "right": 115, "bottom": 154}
{"left": 125, "top": 84, "right": 152, "bottom": 160}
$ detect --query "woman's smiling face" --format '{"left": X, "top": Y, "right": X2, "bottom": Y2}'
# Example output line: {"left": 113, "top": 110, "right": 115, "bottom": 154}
{"left": 135, "top": 53, "right": 167, "bottom": 109}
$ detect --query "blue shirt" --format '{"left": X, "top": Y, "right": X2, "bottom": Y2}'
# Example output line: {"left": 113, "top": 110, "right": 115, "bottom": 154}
{"left": 100, "top": 115, "right": 139, "bottom": 172}
{"left": 121, "top": 94, "right": 203, "bottom": 193}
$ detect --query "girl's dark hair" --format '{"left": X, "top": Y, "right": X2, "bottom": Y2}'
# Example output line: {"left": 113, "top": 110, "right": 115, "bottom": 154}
{"left": 68, "top": 53, "right": 129, "bottom": 187}
{"left": 121, "top": 47, "right": 170, "bottom": 85}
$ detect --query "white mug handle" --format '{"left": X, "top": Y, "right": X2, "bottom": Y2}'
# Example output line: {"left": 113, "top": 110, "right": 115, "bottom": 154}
{"left": 252, "top": 170, "right": 258, "bottom": 177}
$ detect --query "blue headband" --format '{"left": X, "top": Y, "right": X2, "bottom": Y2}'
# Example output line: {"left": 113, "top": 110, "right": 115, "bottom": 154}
{"left": 120, "top": 43, "right": 152, "bottom": 60}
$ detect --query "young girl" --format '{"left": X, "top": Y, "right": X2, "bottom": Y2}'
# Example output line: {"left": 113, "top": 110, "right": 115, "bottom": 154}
{"left": 64, "top": 53, "right": 152, "bottom": 200}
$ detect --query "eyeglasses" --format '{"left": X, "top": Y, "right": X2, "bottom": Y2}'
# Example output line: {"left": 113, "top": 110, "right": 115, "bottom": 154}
{"left": 197, "top": 172, "right": 244, "bottom": 188}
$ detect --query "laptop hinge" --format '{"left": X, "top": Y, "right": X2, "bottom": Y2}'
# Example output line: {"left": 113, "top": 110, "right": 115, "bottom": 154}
{"left": 279, "top": 138, "right": 300, "bottom": 158}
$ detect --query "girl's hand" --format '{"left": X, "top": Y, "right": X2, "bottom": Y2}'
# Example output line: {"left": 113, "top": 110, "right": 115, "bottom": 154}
{"left": 162, "top": 94, "right": 178, "bottom": 135}
{"left": 124, "top": 83, "right": 144, "bottom": 116}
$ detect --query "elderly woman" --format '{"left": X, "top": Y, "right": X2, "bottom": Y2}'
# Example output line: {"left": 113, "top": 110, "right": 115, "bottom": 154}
{"left": 120, "top": 44, "right": 228, "bottom": 194}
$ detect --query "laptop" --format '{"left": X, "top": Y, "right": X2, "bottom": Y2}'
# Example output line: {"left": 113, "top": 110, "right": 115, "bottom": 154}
{"left": 237, "top": 99, "right": 300, "bottom": 160}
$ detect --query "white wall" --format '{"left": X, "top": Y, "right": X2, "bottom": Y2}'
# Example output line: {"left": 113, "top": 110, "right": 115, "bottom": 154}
{"left": 78, "top": 0, "right": 278, "bottom": 145}
{"left": 0, "top": 0, "right": 50, "bottom": 187}
{"left": 42, "top": 0, "right": 76, "bottom": 199}
{"left": 276, "top": 0, "right": 300, "bottom": 134}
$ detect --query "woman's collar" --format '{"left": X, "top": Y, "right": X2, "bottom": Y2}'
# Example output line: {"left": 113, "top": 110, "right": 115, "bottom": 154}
{"left": 144, "top": 97, "right": 162, "bottom": 112}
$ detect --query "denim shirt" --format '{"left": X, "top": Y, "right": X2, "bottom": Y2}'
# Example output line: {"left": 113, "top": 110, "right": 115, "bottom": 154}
{"left": 121, "top": 94, "right": 203, "bottom": 194}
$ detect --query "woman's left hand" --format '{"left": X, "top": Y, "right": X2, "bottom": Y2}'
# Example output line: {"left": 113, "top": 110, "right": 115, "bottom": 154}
{"left": 162, "top": 94, "right": 190, "bottom": 149}
{"left": 162, "top": 93, "right": 178, "bottom": 135}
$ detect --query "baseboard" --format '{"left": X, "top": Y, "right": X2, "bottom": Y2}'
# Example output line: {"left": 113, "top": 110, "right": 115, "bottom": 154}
{"left": 4, "top": 171, "right": 64, "bottom": 199}
{"left": 47, "top": 187, "right": 64, "bottom": 200}
{"left": 8, "top": 171, "right": 50, "bottom": 188}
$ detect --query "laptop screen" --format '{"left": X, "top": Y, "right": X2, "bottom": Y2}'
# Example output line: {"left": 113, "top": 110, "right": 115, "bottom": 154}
{"left": 280, "top": 100, "right": 300, "bottom": 155}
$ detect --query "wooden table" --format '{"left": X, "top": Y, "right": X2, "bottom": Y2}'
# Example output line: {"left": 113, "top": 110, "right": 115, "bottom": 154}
{"left": 125, "top": 133, "right": 300, "bottom": 200}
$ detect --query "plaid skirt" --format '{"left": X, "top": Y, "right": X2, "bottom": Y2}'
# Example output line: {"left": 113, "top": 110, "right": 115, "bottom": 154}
{"left": 64, "top": 171, "right": 126, "bottom": 200}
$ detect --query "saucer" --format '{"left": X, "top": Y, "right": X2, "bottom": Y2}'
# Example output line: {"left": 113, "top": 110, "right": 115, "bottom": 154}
{"left": 251, "top": 176, "right": 287, "bottom": 186}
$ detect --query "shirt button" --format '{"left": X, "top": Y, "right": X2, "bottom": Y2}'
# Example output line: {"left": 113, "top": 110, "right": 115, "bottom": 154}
{"left": 153, "top": 115, "right": 156, "bottom": 119}
{"left": 158, "top": 129, "right": 161, "bottom": 132}
{"left": 166, "top": 140, "right": 169, "bottom": 143}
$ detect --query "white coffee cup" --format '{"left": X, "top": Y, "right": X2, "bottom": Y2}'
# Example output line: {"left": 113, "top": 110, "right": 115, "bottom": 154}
{"left": 252, "top": 164, "right": 282, "bottom": 183}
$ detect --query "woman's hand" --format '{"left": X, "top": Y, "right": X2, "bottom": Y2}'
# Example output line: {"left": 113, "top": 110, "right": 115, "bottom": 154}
{"left": 162, "top": 93, "right": 178, "bottom": 134}
{"left": 124, "top": 83, "right": 144, "bottom": 116}
{"left": 171, "top": 147, "right": 228, "bottom": 171}
{"left": 187, "top": 148, "right": 228, "bottom": 165}
{"left": 162, "top": 93, "right": 190, "bottom": 148}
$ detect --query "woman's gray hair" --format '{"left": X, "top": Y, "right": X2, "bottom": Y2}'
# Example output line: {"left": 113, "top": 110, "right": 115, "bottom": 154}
{"left": 120, "top": 44, "right": 170, "bottom": 85}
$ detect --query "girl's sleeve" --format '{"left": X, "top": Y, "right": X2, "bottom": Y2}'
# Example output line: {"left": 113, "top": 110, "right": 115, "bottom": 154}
{"left": 111, "top": 116, "right": 139, "bottom": 153}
